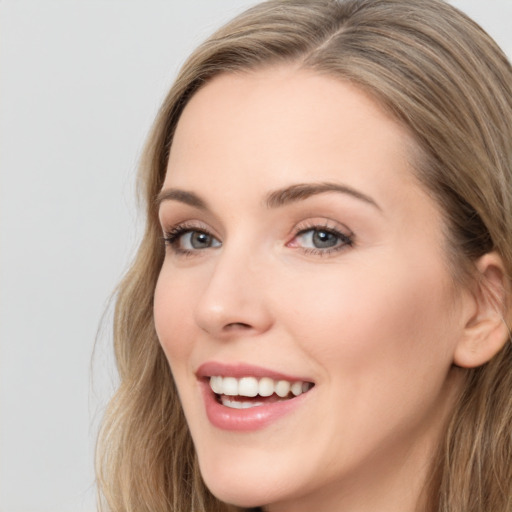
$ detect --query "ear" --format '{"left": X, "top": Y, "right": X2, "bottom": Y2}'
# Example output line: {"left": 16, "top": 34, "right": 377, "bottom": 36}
{"left": 454, "top": 252, "right": 510, "bottom": 368}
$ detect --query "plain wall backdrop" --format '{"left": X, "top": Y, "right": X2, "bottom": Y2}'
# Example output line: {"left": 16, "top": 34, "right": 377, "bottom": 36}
{"left": 1, "top": 1, "right": 511, "bottom": 511}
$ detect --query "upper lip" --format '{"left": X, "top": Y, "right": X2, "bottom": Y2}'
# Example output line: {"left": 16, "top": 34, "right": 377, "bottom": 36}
{"left": 196, "top": 361, "right": 313, "bottom": 383}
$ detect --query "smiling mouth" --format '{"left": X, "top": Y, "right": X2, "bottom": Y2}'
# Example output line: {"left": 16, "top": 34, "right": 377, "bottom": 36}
{"left": 208, "top": 376, "right": 314, "bottom": 409}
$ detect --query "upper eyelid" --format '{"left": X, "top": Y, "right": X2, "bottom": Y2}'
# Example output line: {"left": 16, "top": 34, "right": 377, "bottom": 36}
{"left": 294, "top": 227, "right": 353, "bottom": 242}
{"left": 296, "top": 224, "right": 350, "bottom": 234}
{"left": 162, "top": 219, "right": 217, "bottom": 235}
{"left": 161, "top": 217, "right": 355, "bottom": 247}
{"left": 163, "top": 224, "right": 222, "bottom": 255}
{"left": 292, "top": 225, "right": 354, "bottom": 242}
{"left": 292, "top": 218, "right": 353, "bottom": 237}
{"left": 157, "top": 187, "right": 365, "bottom": 232}
{"left": 157, "top": 200, "right": 221, "bottom": 232}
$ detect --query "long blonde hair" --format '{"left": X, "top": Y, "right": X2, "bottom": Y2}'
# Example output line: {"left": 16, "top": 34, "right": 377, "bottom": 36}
{"left": 96, "top": 1, "right": 512, "bottom": 511}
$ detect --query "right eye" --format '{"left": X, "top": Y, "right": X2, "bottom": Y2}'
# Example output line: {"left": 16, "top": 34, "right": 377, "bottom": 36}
{"left": 164, "top": 227, "right": 222, "bottom": 254}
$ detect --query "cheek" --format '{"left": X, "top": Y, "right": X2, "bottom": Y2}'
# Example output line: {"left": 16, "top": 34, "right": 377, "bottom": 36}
{"left": 275, "top": 260, "right": 460, "bottom": 461}
{"left": 281, "top": 258, "right": 457, "bottom": 386}
{"left": 154, "top": 267, "right": 197, "bottom": 363}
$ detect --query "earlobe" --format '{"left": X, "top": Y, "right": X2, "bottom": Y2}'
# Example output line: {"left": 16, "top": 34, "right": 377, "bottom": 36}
{"left": 454, "top": 252, "right": 511, "bottom": 368}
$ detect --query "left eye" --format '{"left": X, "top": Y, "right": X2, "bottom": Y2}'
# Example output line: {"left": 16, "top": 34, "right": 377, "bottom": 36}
{"left": 167, "top": 229, "right": 222, "bottom": 251}
{"left": 294, "top": 228, "right": 351, "bottom": 250}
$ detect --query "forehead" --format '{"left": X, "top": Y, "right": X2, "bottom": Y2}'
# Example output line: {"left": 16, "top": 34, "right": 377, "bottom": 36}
{"left": 164, "top": 66, "right": 423, "bottom": 211}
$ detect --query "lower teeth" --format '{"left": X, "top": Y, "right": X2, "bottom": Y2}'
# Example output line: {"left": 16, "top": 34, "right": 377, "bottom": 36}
{"left": 220, "top": 396, "right": 265, "bottom": 409}
{"left": 219, "top": 394, "right": 293, "bottom": 409}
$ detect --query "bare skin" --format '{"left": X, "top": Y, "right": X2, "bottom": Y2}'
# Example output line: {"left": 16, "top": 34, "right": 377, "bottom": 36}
{"left": 154, "top": 66, "right": 495, "bottom": 512}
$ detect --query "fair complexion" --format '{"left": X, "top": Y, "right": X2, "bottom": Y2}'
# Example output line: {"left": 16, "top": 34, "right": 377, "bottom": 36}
{"left": 154, "top": 66, "right": 479, "bottom": 511}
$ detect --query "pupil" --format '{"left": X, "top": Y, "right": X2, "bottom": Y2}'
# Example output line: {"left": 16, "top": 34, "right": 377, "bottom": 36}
{"left": 312, "top": 230, "right": 338, "bottom": 248}
{"left": 191, "top": 232, "right": 210, "bottom": 248}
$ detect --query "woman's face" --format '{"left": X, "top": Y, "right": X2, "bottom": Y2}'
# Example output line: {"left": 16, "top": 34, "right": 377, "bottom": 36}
{"left": 154, "top": 67, "right": 469, "bottom": 511}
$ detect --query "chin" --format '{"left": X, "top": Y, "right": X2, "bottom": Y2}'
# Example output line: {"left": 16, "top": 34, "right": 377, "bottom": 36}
{"left": 197, "top": 453, "right": 296, "bottom": 509}
{"left": 202, "top": 473, "right": 268, "bottom": 509}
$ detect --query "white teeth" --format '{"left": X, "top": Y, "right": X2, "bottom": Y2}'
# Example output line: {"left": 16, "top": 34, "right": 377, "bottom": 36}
{"left": 291, "top": 381, "right": 303, "bottom": 396}
{"left": 209, "top": 375, "right": 313, "bottom": 399}
{"left": 238, "top": 377, "right": 258, "bottom": 397}
{"left": 221, "top": 396, "right": 265, "bottom": 409}
{"left": 210, "top": 375, "right": 223, "bottom": 394}
{"left": 258, "top": 377, "right": 274, "bottom": 397}
{"left": 275, "top": 380, "right": 291, "bottom": 397}
{"left": 222, "top": 377, "right": 238, "bottom": 396}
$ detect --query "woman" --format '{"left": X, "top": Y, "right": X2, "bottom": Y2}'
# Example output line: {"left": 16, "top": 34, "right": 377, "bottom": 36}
{"left": 96, "top": 1, "right": 512, "bottom": 511}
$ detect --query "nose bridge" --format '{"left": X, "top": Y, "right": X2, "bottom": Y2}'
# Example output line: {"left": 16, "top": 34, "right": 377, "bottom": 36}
{"left": 194, "top": 239, "right": 272, "bottom": 337}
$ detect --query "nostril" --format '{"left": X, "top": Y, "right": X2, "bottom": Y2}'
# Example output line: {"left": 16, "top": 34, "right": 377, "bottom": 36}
{"left": 224, "top": 322, "right": 252, "bottom": 330}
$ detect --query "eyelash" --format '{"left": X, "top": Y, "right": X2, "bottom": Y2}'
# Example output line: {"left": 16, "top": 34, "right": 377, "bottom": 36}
{"left": 162, "top": 221, "right": 354, "bottom": 257}
{"left": 290, "top": 222, "right": 354, "bottom": 256}
{"left": 163, "top": 222, "right": 217, "bottom": 256}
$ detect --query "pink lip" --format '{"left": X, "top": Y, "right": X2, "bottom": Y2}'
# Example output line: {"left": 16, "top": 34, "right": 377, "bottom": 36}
{"left": 196, "top": 362, "right": 314, "bottom": 432}
{"left": 196, "top": 361, "right": 310, "bottom": 382}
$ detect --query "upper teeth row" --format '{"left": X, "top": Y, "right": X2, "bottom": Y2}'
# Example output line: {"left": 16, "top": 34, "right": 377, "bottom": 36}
{"left": 209, "top": 375, "right": 312, "bottom": 398}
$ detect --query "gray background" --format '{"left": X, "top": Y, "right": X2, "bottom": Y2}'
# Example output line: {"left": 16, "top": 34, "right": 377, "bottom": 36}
{"left": 1, "top": 1, "right": 510, "bottom": 511}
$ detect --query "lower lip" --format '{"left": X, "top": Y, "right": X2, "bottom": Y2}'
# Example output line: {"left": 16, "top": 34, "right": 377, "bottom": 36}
{"left": 201, "top": 381, "right": 311, "bottom": 431}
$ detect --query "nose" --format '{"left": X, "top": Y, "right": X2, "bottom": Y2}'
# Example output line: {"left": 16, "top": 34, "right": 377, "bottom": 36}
{"left": 193, "top": 248, "right": 273, "bottom": 338}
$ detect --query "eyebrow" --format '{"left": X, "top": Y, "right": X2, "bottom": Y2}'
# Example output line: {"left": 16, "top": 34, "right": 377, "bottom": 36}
{"left": 265, "top": 182, "right": 381, "bottom": 211}
{"left": 156, "top": 188, "right": 208, "bottom": 210}
{"left": 156, "top": 181, "right": 381, "bottom": 212}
